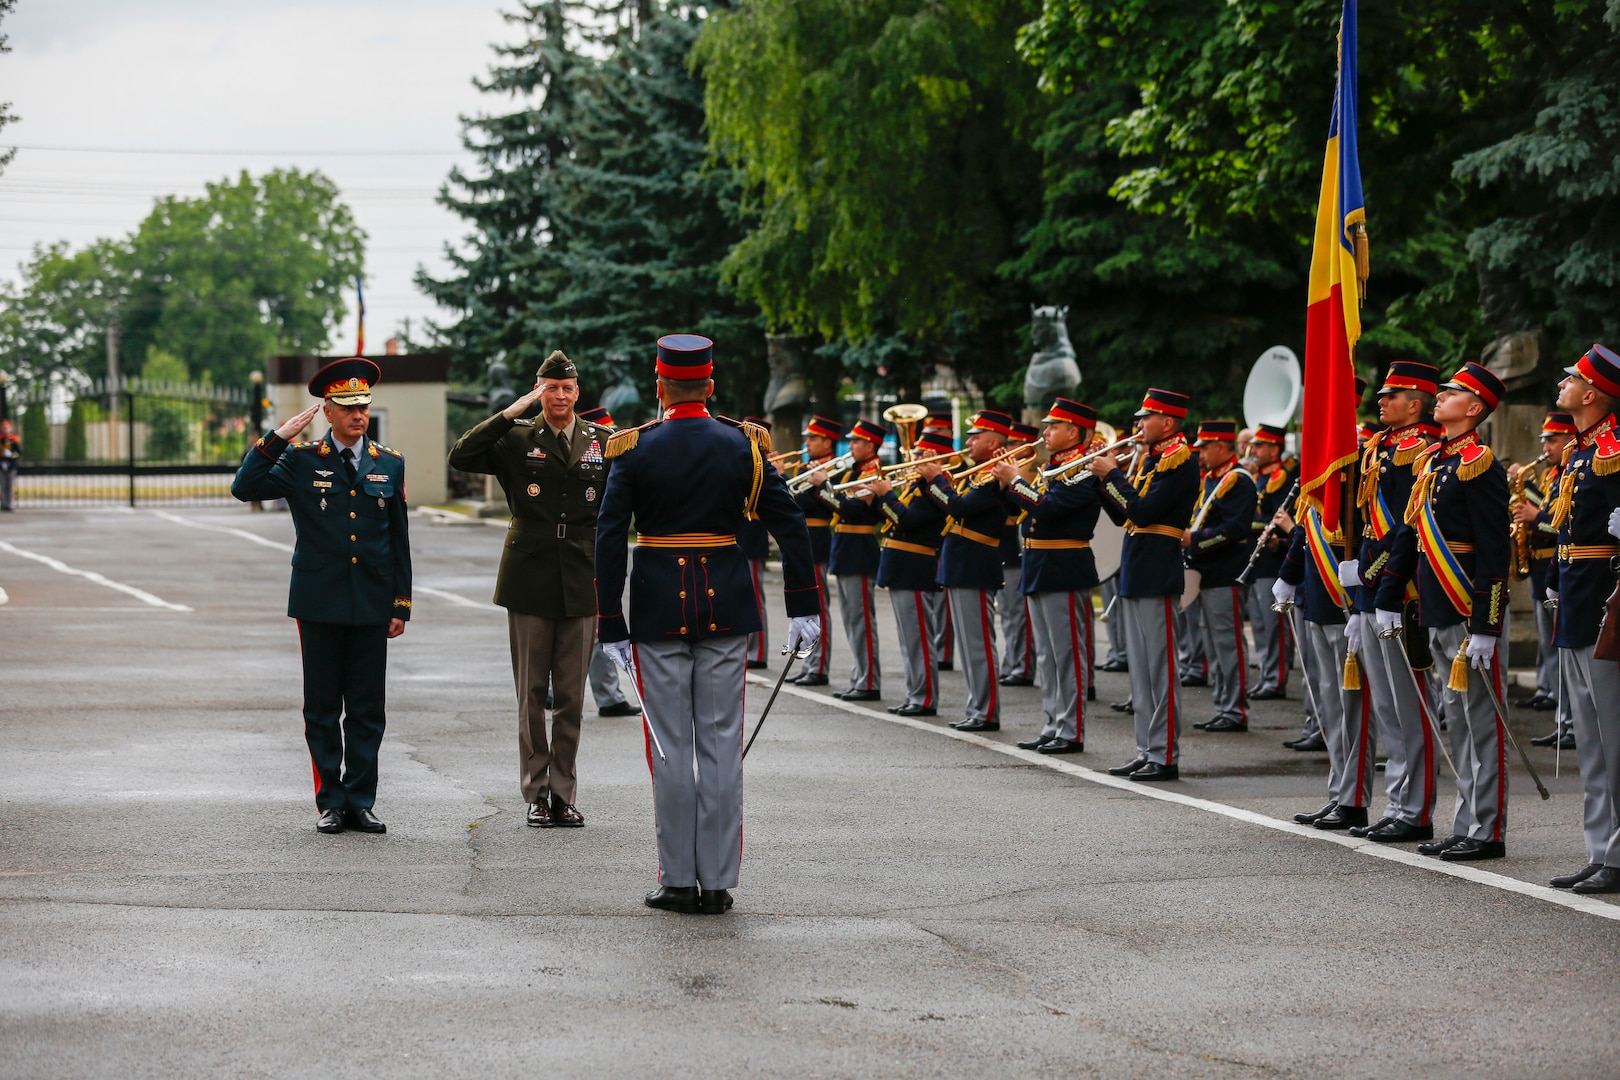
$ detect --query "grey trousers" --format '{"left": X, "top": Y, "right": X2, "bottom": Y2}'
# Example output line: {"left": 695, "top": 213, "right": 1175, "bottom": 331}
{"left": 589, "top": 639, "right": 628, "bottom": 709}
{"left": 1355, "top": 612, "right": 1438, "bottom": 826}
{"left": 947, "top": 587, "right": 1000, "bottom": 723}
{"left": 632, "top": 635, "right": 748, "bottom": 890}
{"left": 1247, "top": 576, "right": 1290, "bottom": 695}
{"left": 1296, "top": 610, "right": 1322, "bottom": 735}
{"left": 1098, "top": 579, "right": 1128, "bottom": 667}
{"left": 1432, "top": 621, "right": 1510, "bottom": 842}
{"left": 1300, "top": 619, "right": 1373, "bottom": 808}
{"left": 1118, "top": 595, "right": 1182, "bottom": 766}
{"left": 998, "top": 566, "right": 1034, "bottom": 679}
{"left": 926, "top": 589, "right": 953, "bottom": 667}
{"left": 1176, "top": 600, "right": 1209, "bottom": 682}
{"left": 889, "top": 589, "right": 940, "bottom": 709}
{"left": 836, "top": 573, "right": 880, "bottom": 693}
{"left": 1030, "top": 590, "right": 1091, "bottom": 742}
{"left": 509, "top": 612, "right": 593, "bottom": 806}
{"left": 804, "top": 563, "right": 831, "bottom": 675}
{"left": 1534, "top": 592, "right": 1558, "bottom": 697}
{"left": 1563, "top": 646, "right": 1620, "bottom": 866}
{"left": 747, "top": 558, "right": 769, "bottom": 665}
{"left": 1196, "top": 584, "right": 1248, "bottom": 723}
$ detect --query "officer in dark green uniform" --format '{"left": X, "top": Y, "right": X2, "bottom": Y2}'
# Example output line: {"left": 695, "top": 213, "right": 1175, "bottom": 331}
{"left": 232, "top": 357, "right": 413, "bottom": 835}
{"left": 448, "top": 350, "right": 609, "bottom": 829}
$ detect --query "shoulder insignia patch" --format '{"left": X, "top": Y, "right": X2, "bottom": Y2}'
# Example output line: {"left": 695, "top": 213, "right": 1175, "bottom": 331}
{"left": 1214, "top": 469, "right": 1243, "bottom": 500}
{"left": 377, "top": 444, "right": 402, "bottom": 459}
{"left": 291, "top": 440, "right": 317, "bottom": 450}
{"left": 1456, "top": 442, "right": 1494, "bottom": 481}
{"left": 1593, "top": 430, "right": 1620, "bottom": 475}
{"left": 1392, "top": 435, "right": 1427, "bottom": 466}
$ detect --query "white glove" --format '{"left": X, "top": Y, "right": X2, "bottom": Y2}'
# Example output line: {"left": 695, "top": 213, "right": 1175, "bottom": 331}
{"left": 603, "top": 639, "right": 634, "bottom": 674}
{"left": 1547, "top": 587, "right": 1560, "bottom": 606}
{"left": 1337, "top": 559, "right": 1361, "bottom": 588}
{"left": 1467, "top": 633, "right": 1496, "bottom": 671}
{"left": 1344, "top": 615, "right": 1362, "bottom": 655}
{"left": 1608, "top": 508, "right": 1620, "bottom": 541}
{"left": 786, "top": 615, "right": 822, "bottom": 658}
{"left": 1271, "top": 579, "right": 1297, "bottom": 606}
{"left": 1375, "top": 608, "right": 1402, "bottom": 635}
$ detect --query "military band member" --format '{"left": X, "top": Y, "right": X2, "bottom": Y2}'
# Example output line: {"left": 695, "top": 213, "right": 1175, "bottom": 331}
{"left": 1246, "top": 424, "right": 1293, "bottom": 701}
{"left": 1340, "top": 361, "right": 1440, "bottom": 842}
{"left": 449, "top": 351, "right": 608, "bottom": 828}
{"left": 578, "top": 406, "right": 640, "bottom": 717}
{"left": 997, "top": 420, "right": 1039, "bottom": 686}
{"left": 924, "top": 409, "right": 957, "bottom": 671}
{"left": 1184, "top": 420, "right": 1256, "bottom": 733}
{"left": 740, "top": 415, "right": 775, "bottom": 670}
{"left": 915, "top": 410, "right": 1016, "bottom": 731}
{"left": 791, "top": 415, "right": 843, "bottom": 686}
{"left": 1514, "top": 411, "right": 1575, "bottom": 735}
{"left": 1090, "top": 389, "right": 1200, "bottom": 781}
{"left": 232, "top": 357, "right": 411, "bottom": 835}
{"left": 0, "top": 414, "right": 19, "bottom": 512}
{"left": 595, "top": 334, "right": 821, "bottom": 915}
{"left": 995, "top": 397, "right": 1102, "bottom": 754}
{"left": 867, "top": 428, "right": 958, "bottom": 717}
{"left": 1545, "top": 345, "right": 1620, "bottom": 893}
{"left": 1375, "top": 362, "right": 1511, "bottom": 861}
{"left": 805, "top": 418, "right": 888, "bottom": 701}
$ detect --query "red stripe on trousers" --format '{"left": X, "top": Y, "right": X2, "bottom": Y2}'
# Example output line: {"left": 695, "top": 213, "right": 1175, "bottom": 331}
{"left": 860, "top": 577, "right": 876, "bottom": 689}
{"left": 1491, "top": 650, "right": 1507, "bottom": 842}
{"left": 750, "top": 560, "right": 766, "bottom": 662}
{"left": 914, "top": 591, "right": 935, "bottom": 708}
{"left": 631, "top": 643, "right": 662, "bottom": 885}
{"left": 1231, "top": 587, "right": 1248, "bottom": 719}
{"left": 1415, "top": 668, "right": 1436, "bottom": 826}
{"left": 979, "top": 591, "right": 999, "bottom": 719}
{"left": 1351, "top": 662, "right": 1371, "bottom": 807}
{"left": 1021, "top": 597, "right": 1035, "bottom": 671}
{"left": 1163, "top": 596, "right": 1178, "bottom": 766}
{"left": 1067, "top": 592, "right": 1084, "bottom": 739}
{"left": 1276, "top": 610, "right": 1289, "bottom": 691}
{"left": 814, "top": 565, "right": 830, "bottom": 674}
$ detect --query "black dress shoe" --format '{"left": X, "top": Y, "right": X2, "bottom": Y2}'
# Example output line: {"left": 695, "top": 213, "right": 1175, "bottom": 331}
{"left": 1571, "top": 866, "right": 1620, "bottom": 894}
{"left": 316, "top": 809, "right": 346, "bottom": 834}
{"left": 1289, "top": 734, "right": 1328, "bottom": 752}
{"left": 1552, "top": 863, "right": 1603, "bottom": 889}
{"left": 1559, "top": 732, "right": 1578, "bottom": 750}
{"left": 699, "top": 888, "right": 734, "bottom": 914}
{"left": 1179, "top": 674, "right": 1208, "bottom": 687}
{"left": 1374, "top": 760, "right": 1386, "bottom": 773}
{"left": 1203, "top": 717, "right": 1249, "bottom": 733}
{"left": 1099, "top": 659, "right": 1129, "bottom": 673}
{"left": 1440, "top": 838, "right": 1506, "bottom": 862}
{"left": 951, "top": 718, "right": 1000, "bottom": 732}
{"left": 746, "top": 660, "right": 769, "bottom": 669}
{"left": 645, "top": 885, "right": 701, "bottom": 913}
{"left": 836, "top": 689, "right": 882, "bottom": 702}
{"left": 1249, "top": 688, "right": 1286, "bottom": 701}
{"left": 597, "top": 701, "right": 641, "bottom": 717}
{"left": 1017, "top": 734, "right": 1054, "bottom": 750}
{"left": 1417, "top": 834, "right": 1467, "bottom": 856}
{"left": 1037, "top": 738, "right": 1083, "bottom": 755}
{"left": 1130, "top": 762, "right": 1178, "bottom": 782}
{"left": 1293, "top": 802, "right": 1337, "bottom": 824}
{"left": 1087, "top": 685, "right": 1096, "bottom": 701}
{"left": 794, "top": 673, "right": 829, "bottom": 687}
{"left": 527, "top": 801, "right": 554, "bottom": 828}
{"left": 1512, "top": 692, "right": 1548, "bottom": 709}
{"left": 551, "top": 800, "right": 584, "bottom": 827}
{"left": 1349, "top": 816, "right": 1395, "bottom": 838}
{"left": 1530, "top": 730, "right": 1560, "bottom": 747}
{"left": 998, "top": 675, "right": 1034, "bottom": 687}
{"left": 937, "top": 661, "right": 954, "bottom": 671}
{"left": 1108, "top": 701, "right": 1135, "bottom": 714}
{"left": 894, "top": 704, "right": 937, "bottom": 717}
{"left": 1193, "top": 718, "right": 1212, "bottom": 730}
{"left": 1528, "top": 695, "right": 1557, "bottom": 712}
{"left": 345, "top": 808, "right": 386, "bottom": 834}
{"left": 1107, "top": 757, "right": 1149, "bottom": 776}
{"left": 1366, "top": 820, "right": 1433, "bottom": 843}
{"left": 1314, "top": 805, "right": 1368, "bottom": 830}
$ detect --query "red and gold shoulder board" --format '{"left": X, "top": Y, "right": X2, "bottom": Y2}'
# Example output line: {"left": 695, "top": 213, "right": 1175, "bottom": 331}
{"left": 1455, "top": 441, "right": 1494, "bottom": 481}
{"left": 1265, "top": 466, "right": 1287, "bottom": 494}
{"left": 1391, "top": 434, "right": 1427, "bottom": 466}
{"left": 1593, "top": 430, "right": 1620, "bottom": 476}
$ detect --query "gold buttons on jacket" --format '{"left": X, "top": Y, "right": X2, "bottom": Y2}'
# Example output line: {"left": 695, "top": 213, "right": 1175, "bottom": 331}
{"left": 679, "top": 627, "right": 688, "bottom": 634}
{"left": 350, "top": 490, "right": 356, "bottom": 497}
{"left": 678, "top": 557, "right": 686, "bottom": 566}
{"left": 350, "top": 534, "right": 356, "bottom": 541}
{"left": 680, "top": 590, "right": 687, "bottom": 598}
{"left": 700, "top": 556, "right": 707, "bottom": 565}
{"left": 708, "top": 589, "right": 715, "bottom": 596}
{"left": 351, "top": 556, "right": 357, "bottom": 564}
{"left": 350, "top": 512, "right": 356, "bottom": 519}
{"left": 709, "top": 623, "right": 717, "bottom": 630}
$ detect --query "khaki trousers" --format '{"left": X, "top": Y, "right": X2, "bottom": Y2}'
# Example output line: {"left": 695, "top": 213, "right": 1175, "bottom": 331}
{"left": 509, "top": 611, "right": 593, "bottom": 806}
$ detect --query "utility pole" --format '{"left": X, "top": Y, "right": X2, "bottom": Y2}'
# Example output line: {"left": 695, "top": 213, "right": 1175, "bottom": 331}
{"left": 106, "top": 314, "right": 120, "bottom": 460}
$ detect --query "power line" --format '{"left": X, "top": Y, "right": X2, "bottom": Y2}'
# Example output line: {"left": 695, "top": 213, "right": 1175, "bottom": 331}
{"left": 5, "top": 144, "right": 463, "bottom": 157}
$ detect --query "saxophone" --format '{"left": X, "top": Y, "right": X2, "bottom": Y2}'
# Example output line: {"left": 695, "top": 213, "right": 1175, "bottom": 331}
{"left": 1509, "top": 452, "right": 1549, "bottom": 580}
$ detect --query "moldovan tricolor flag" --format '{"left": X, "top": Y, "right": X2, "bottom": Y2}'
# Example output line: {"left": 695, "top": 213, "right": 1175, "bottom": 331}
{"left": 1300, "top": 0, "right": 1365, "bottom": 535}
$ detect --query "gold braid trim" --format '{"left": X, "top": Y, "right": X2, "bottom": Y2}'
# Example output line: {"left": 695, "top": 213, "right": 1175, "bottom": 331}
{"left": 1392, "top": 442, "right": 1424, "bottom": 467}
{"left": 742, "top": 421, "right": 773, "bottom": 456}
{"left": 1357, "top": 433, "right": 1381, "bottom": 509}
{"left": 1455, "top": 444, "right": 1494, "bottom": 482}
{"left": 743, "top": 425, "right": 766, "bottom": 521}
{"left": 1551, "top": 442, "right": 1578, "bottom": 529}
{"left": 1214, "top": 468, "right": 1242, "bottom": 501}
{"left": 1157, "top": 442, "right": 1191, "bottom": 472}
{"left": 605, "top": 428, "right": 640, "bottom": 458}
{"left": 1265, "top": 468, "right": 1286, "bottom": 494}
{"left": 1594, "top": 434, "right": 1620, "bottom": 476}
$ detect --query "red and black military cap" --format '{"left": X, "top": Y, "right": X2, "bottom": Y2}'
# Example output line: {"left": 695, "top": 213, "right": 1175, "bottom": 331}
{"left": 308, "top": 357, "right": 381, "bottom": 405}
{"left": 1443, "top": 362, "right": 1506, "bottom": 414}
{"left": 1135, "top": 388, "right": 1189, "bottom": 419}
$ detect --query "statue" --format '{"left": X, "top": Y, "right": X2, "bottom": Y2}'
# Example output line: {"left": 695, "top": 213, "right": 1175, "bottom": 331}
{"left": 487, "top": 354, "right": 516, "bottom": 417}
{"left": 599, "top": 354, "right": 642, "bottom": 425}
{"left": 764, "top": 334, "right": 813, "bottom": 449}
{"left": 1024, "top": 305, "right": 1081, "bottom": 412}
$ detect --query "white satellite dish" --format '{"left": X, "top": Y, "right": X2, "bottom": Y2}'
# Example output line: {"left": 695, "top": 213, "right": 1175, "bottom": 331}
{"left": 1243, "top": 346, "right": 1302, "bottom": 429}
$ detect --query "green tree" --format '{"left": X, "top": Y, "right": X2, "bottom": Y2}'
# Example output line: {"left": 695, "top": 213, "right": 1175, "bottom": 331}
{"left": 138, "top": 348, "right": 191, "bottom": 462}
{"left": 63, "top": 398, "right": 88, "bottom": 462}
{"left": 0, "top": 0, "right": 16, "bottom": 177}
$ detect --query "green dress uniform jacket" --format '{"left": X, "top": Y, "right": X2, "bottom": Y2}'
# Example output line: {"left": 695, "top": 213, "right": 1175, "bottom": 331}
{"left": 448, "top": 412, "right": 610, "bottom": 618}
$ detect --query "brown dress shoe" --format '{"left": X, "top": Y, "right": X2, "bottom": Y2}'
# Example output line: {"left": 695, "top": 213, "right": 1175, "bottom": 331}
{"left": 551, "top": 799, "right": 584, "bottom": 827}
{"left": 527, "top": 801, "right": 554, "bottom": 828}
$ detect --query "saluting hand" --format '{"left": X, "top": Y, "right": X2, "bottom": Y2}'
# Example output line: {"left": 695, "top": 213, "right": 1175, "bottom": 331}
{"left": 275, "top": 404, "right": 321, "bottom": 441}
{"left": 502, "top": 384, "right": 546, "bottom": 420}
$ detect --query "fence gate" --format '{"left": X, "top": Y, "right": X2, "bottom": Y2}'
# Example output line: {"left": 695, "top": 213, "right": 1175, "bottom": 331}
{"left": 11, "top": 378, "right": 254, "bottom": 508}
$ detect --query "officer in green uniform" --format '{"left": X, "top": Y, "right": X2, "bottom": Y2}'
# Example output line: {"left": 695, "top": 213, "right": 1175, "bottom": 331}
{"left": 232, "top": 357, "right": 412, "bottom": 835}
{"left": 448, "top": 351, "right": 609, "bottom": 829}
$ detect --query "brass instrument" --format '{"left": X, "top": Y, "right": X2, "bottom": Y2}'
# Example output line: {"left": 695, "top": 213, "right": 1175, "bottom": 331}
{"left": 785, "top": 451, "right": 855, "bottom": 494}
{"left": 955, "top": 443, "right": 1039, "bottom": 483}
{"left": 1040, "top": 434, "right": 1140, "bottom": 480}
{"left": 882, "top": 403, "right": 930, "bottom": 459}
{"left": 829, "top": 450, "right": 962, "bottom": 490}
{"left": 1509, "top": 451, "right": 1550, "bottom": 580}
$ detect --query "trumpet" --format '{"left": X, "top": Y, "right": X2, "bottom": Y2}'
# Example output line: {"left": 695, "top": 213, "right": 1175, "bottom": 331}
{"left": 956, "top": 443, "right": 1040, "bottom": 482}
{"left": 785, "top": 451, "right": 855, "bottom": 494}
{"left": 1040, "top": 435, "right": 1140, "bottom": 479}
{"left": 829, "top": 450, "right": 962, "bottom": 490}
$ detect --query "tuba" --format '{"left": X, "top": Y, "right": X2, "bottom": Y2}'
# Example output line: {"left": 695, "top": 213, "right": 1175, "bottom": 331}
{"left": 882, "top": 403, "right": 930, "bottom": 460}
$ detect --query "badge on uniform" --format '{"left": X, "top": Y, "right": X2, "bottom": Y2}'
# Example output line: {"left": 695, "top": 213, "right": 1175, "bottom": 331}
{"left": 316, "top": 469, "right": 333, "bottom": 477}
{"left": 365, "top": 473, "right": 389, "bottom": 483}
{"left": 583, "top": 440, "right": 604, "bottom": 464}
{"left": 586, "top": 486, "right": 597, "bottom": 502}
{"left": 313, "top": 480, "right": 332, "bottom": 489}
{"left": 527, "top": 483, "right": 541, "bottom": 497}
{"left": 527, "top": 448, "right": 547, "bottom": 460}
{"left": 320, "top": 497, "right": 327, "bottom": 511}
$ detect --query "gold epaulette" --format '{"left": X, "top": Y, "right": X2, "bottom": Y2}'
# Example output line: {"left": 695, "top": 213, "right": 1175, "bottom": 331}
{"left": 377, "top": 444, "right": 401, "bottom": 458}
{"left": 741, "top": 420, "right": 773, "bottom": 456}
{"left": 1455, "top": 443, "right": 1493, "bottom": 482}
{"left": 1214, "top": 468, "right": 1242, "bottom": 500}
{"left": 1265, "top": 467, "right": 1286, "bottom": 494}
{"left": 1392, "top": 435, "right": 1427, "bottom": 467}
{"left": 1594, "top": 432, "right": 1620, "bottom": 476}
{"left": 606, "top": 421, "right": 658, "bottom": 459}
{"left": 1157, "top": 442, "right": 1191, "bottom": 472}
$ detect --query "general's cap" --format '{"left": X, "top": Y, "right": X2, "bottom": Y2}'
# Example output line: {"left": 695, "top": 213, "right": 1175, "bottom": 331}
{"left": 309, "top": 357, "right": 381, "bottom": 406}
{"left": 536, "top": 350, "right": 578, "bottom": 382}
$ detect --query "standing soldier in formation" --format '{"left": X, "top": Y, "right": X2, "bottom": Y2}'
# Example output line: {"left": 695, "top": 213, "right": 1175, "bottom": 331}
{"left": 1546, "top": 345, "right": 1620, "bottom": 892}
{"left": 924, "top": 410, "right": 957, "bottom": 671}
{"left": 995, "top": 397, "right": 1102, "bottom": 754}
{"left": 1341, "top": 361, "right": 1439, "bottom": 842}
{"left": 1515, "top": 411, "right": 1575, "bottom": 740}
{"left": 1246, "top": 424, "right": 1292, "bottom": 702}
{"left": 996, "top": 420, "right": 1039, "bottom": 687}
{"left": 806, "top": 418, "right": 888, "bottom": 701}
{"left": 232, "top": 358, "right": 411, "bottom": 835}
{"left": 594, "top": 334, "right": 821, "bottom": 915}
{"left": 1376, "top": 362, "right": 1511, "bottom": 862}
{"left": 915, "top": 410, "right": 1015, "bottom": 732}
{"left": 739, "top": 415, "right": 775, "bottom": 670}
{"left": 448, "top": 351, "right": 608, "bottom": 829}
{"left": 1090, "top": 389, "right": 1200, "bottom": 781}
{"left": 791, "top": 415, "right": 843, "bottom": 687}
{"left": 1184, "top": 420, "right": 1256, "bottom": 734}
{"left": 577, "top": 406, "right": 640, "bottom": 718}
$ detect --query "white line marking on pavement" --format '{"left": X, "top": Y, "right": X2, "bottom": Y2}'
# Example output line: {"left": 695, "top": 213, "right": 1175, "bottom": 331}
{"left": 0, "top": 539, "right": 192, "bottom": 612}
{"left": 414, "top": 585, "right": 497, "bottom": 610}
{"left": 0, "top": 585, "right": 8, "bottom": 605}
{"left": 749, "top": 675, "right": 1620, "bottom": 924}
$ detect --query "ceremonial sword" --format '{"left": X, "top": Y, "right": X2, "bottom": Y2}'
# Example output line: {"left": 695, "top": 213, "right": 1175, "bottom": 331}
{"left": 1375, "top": 622, "right": 1458, "bottom": 779}
{"left": 618, "top": 661, "right": 667, "bottom": 763}
{"left": 743, "top": 642, "right": 814, "bottom": 760}
{"left": 1475, "top": 658, "right": 1551, "bottom": 800}
{"left": 1274, "top": 601, "right": 1325, "bottom": 736}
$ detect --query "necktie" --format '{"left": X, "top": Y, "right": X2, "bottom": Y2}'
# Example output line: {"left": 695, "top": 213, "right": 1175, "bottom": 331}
{"left": 557, "top": 427, "right": 571, "bottom": 458}
{"left": 341, "top": 447, "right": 356, "bottom": 482}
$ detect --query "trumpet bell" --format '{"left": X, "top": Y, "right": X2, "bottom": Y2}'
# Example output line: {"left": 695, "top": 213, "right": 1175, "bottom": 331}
{"left": 1093, "top": 421, "right": 1117, "bottom": 448}
{"left": 882, "top": 403, "right": 930, "bottom": 425}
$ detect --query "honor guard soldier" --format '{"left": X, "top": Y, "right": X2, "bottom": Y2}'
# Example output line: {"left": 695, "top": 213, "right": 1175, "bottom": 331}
{"left": 924, "top": 409, "right": 957, "bottom": 670}
{"left": 1184, "top": 420, "right": 1257, "bottom": 734}
{"left": 997, "top": 420, "right": 1039, "bottom": 686}
{"left": 791, "top": 415, "right": 843, "bottom": 686}
{"left": 915, "top": 410, "right": 1017, "bottom": 731}
{"left": 1545, "top": 345, "right": 1620, "bottom": 893}
{"left": 449, "top": 350, "right": 610, "bottom": 828}
{"left": 594, "top": 334, "right": 821, "bottom": 915}
{"left": 995, "top": 397, "right": 1103, "bottom": 754}
{"left": 740, "top": 415, "right": 775, "bottom": 670}
{"left": 577, "top": 406, "right": 640, "bottom": 718}
{"left": 1246, "top": 424, "right": 1293, "bottom": 701}
{"left": 867, "top": 428, "right": 958, "bottom": 717}
{"left": 232, "top": 357, "right": 411, "bottom": 835}
{"left": 806, "top": 418, "right": 888, "bottom": 701}
{"left": 1340, "top": 361, "right": 1440, "bottom": 842}
{"left": 1375, "top": 362, "right": 1511, "bottom": 861}
{"left": 1090, "top": 389, "right": 1200, "bottom": 781}
{"left": 1514, "top": 411, "right": 1576, "bottom": 733}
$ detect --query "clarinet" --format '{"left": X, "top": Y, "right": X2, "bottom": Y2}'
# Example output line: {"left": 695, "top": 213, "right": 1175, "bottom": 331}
{"left": 1235, "top": 478, "right": 1300, "bottom": 586}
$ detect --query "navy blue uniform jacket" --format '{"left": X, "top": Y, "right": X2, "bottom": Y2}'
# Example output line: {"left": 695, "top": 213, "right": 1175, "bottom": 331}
{"left": 876, "top": 481, "right": 945, "bottom": 592}
{"left": 1098, "top": 434, "right": 1199, "bottom": 598}
{"left": 928, "top": 472, "right": 1006, "bottom": 591}
{"left": 819, "top": 459, "right": 883, "bottom": 576}
{"left": 1186, "top": 461, "right": 1257, "bottom": 589}
{"left": 793, "top": 456, "right": 837, "bottom": 564}
{"left": 1003, "top": 454, "right": 1101, "bottom": 593}
{"left": 1250, "top": 463, "right": 1292, "bottom": 578}
{"left": 1349, "top": 426, "right": 1427, "bottom": 615}
{"left": 1547, "top": 415, "right": 1620, "bottom": 648}
{"left": 594, "top": 408, "right": 820, "bottom": 644}
{"left": 1279, "top": 523, "right": 1347, "bottom": 626}
{"left": 232, "top": 432, "right": 413, "bottom": 625}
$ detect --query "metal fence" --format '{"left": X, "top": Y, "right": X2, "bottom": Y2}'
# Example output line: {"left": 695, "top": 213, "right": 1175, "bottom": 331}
{"left": 9, "top": 378, "right": 255, "bottom": 507}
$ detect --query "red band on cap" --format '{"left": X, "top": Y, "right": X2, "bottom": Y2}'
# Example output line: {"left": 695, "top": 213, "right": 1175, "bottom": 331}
{"left": 1450, "top": 370, "right": 1500, "bottom": 411}
{"left": 1578, "top": 355, "right": 1620, "bottom": 399}
{"left": 656, "top": 358, "right": 714, "bottom": 380}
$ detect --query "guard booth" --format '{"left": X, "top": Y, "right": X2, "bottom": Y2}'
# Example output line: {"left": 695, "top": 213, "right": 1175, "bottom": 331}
{"left": 269, "top": 352, "right": 450, "bottom": 506}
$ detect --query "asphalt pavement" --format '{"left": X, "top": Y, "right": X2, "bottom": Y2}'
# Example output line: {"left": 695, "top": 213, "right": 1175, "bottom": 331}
{"left": 2, "top": 505, "right": 1617, "bottom": 1079}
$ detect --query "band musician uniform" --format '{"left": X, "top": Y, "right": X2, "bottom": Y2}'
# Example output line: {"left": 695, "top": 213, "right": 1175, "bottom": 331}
{"left": 997, "top": 421, "right": 1038, "bottom": 685}
{"left": 740, "top": 417, "right": 776, "bottom": 670}
{"left": 1518, "top": 411, "right": 1575, "bottom": 735}
{"left": 1186, "top": 420, "right": 1256, "bottom": 733}
{"left": 923, "top": 410, "right": 957, "bottom": 671}
{"left": 874, "top": 428, "right": 957, "bottom": 717}
{"left": 792, "top": 415, "right": 843, "bottom": 685}
{"left": 1246, "top": 424, "right": 1293, "bottom": 699}
{"left": 815, "top": 418, "right": 888, "bottom": 700}
{"left": 231, "top": 357, "right": 412, "bottom": 834}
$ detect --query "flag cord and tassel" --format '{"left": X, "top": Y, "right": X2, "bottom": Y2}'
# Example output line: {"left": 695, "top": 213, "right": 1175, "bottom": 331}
{"left": 1447, "top": 639, "right": 1471, "bottom": 693}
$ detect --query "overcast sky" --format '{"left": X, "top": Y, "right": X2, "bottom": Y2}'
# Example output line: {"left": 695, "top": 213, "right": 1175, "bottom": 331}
{"left": 0, "top": 0, "right": 524, "bottom": 362}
